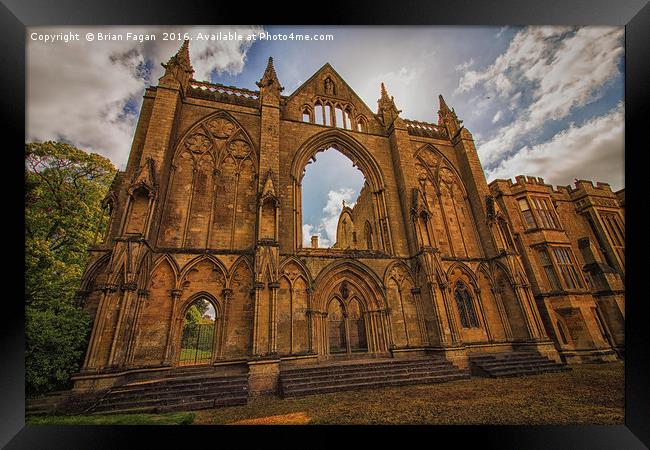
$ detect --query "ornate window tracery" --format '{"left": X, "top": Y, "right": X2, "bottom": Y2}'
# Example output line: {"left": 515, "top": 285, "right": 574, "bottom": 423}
{"left": 454, "top": 280, "right": 479, "bottom": 328}
{"left": 302, "top": 97, "right": 367, "bottom": 132}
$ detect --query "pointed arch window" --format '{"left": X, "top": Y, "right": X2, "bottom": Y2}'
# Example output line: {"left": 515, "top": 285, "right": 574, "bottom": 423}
{"left": 302, "top": 107, "right": 311, "bottom": 123}
{"left": 356, "top": 116, "right": 367, "bottom": 133}
{"left": 344, "top": 108, "right": 353, "bottom": 130}
{"left": 314, "top": 102, "right": 324, "bottom": 125}
{"left": 334, "top": 106, "right": 344, "bottom": 128}
{"left": 324, "top": 104, "right": 332, "bottom": 126}
{"left": 454, "top": 280, "right": 479, "bottom": 328}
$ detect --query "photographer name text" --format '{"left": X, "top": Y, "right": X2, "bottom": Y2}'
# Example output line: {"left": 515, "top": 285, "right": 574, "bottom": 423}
{"left": 30, "top": 31, "right": 334, "bottom": 44}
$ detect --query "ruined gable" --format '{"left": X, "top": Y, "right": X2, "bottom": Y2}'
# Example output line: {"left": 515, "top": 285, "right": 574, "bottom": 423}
{"left": 284, "top": 63, "right": 382, "bottom": 134}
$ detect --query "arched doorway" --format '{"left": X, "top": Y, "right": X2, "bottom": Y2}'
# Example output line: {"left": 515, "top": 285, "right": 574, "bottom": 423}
{"left": 347, "top": 298, "right": 368, "bottom": 352}
{"left": 327, "top": 299, "right": 347, "bottom": 354}
{"left": 179, "top": 297, "right": 218, "bottom": 365}
{"left": 326, "top": 296, "right": 368, "bottom": 355}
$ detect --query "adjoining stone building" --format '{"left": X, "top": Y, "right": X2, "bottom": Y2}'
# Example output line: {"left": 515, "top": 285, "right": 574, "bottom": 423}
{"left": 73, "top": 42, "right": 625, "bottom": 393}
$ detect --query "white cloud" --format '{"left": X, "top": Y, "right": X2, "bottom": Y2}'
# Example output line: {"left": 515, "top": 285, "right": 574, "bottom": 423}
{"left": 455, "top": 26, "right": 623, "bottom": 167}
{"left": 302, "top": 188, "right": 357, "bottom": 248}
{"left": 27, "top": 26, "right": 262, "bottom": 169}
{"left": 486, "top": 102, "right": 624, "bottom": 191}
{"left": 492, "top": 110, "right": 502, "bottom": 123}
{"left": 455, "top": 58, "right": 474, "bottom": 72}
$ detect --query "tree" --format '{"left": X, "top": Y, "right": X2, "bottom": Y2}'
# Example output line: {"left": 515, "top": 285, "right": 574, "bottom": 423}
{"left": 184, "top": 299, "right": 212, "bottom": 324}
{"left": 25, "top": 141, "right": 117, "bottom": 395}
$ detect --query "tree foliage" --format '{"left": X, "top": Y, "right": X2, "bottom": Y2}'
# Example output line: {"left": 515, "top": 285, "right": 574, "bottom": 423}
{"left": 184, "top": 299, "right": 213, "bottom": 325}
{"left": 25, "top": 141, "right": 117, "bottom": 395}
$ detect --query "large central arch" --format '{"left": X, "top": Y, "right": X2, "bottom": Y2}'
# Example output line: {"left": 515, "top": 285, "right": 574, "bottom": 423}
{"left": 290, "top": 129, "right": 394, "bottom": 253}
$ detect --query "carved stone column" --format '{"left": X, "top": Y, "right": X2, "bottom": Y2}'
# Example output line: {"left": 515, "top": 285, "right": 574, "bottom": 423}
{"left": 252, "top": 282, "right": 265, "bottom": 356}
{"left": 397, "top": 286, "right": 410, "bottom": 347}
{"left": 84, "top": 283, "right": 118, "bottom": 369}
{"left": 513, "top": 283, "right": 540, "bottom": 340}
{"left": 268, "top": 281, "right": 280, "bottom": 355}
{"left": 219, "top": 288, "right": 233, "bottom": 359}
{"left": 473, "top": 287, "right": 493, "bottom": 342}
{"left": 440, "top": 281, "right": 462, "bottom": 345}
{"left": 163, "top": 288, "right": 182, "bottom": 365}
{"left": 491, "top": 286, "right": 514, "bottom": 341}
{"left": 411, "top": 287, "right": 430, "bottom": 345}
{"left": 108, "top": 282, "right": 138, "bottom": 367}
{"left": 307, "top": 309, "right": 327, "bottom": 355}
{"left": 426, "top": 282, "right": 449, "bottom": 346}
{"left": 125, "top": 288, "right": 149, "bottom": 366}
{"left": 306, "top": 287, "right": 314, "bottom": 353}
{"left": 519, "top": 283, "right": 548, "bottom": 340}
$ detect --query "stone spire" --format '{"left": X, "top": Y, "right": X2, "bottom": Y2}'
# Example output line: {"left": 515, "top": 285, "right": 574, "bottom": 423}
{"left": 159, "top": 39, "right": 194, "bottom": 90}
{"left": 377, "top": 82, "right": 402, "bottom": 127}
{"left": 256, "top": 57, "right": 284, "bottom": 104}
{"left": 437, "top": 94, "right": 463, "bottom": 137}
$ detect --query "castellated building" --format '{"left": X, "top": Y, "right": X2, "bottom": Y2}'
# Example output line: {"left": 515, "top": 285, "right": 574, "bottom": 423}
{"left": 73, "top": 42, "right": 625, "bottom": 397}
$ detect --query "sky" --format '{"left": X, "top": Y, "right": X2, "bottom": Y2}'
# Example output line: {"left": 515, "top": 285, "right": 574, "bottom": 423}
{"left": 27, "top": 26, "right": 624, "bottom": 248}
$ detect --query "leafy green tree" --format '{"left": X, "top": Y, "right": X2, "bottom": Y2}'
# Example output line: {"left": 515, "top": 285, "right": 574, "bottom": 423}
{"left": 25, "top": 141, "right": 117, "bottom": 395}
{"left": 184, "top": 299, "right": 212, "bottom": 324}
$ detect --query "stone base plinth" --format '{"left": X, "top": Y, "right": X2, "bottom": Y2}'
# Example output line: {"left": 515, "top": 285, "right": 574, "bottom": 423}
{"left": 247, "top": 358, "right": 281, "bottom": 395}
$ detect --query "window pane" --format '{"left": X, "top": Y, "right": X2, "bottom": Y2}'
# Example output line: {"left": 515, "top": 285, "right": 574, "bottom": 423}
{"left": 324, "top": 105, "right": 332, "bottom": 126}
{"left": 314, "top": 104, "right": 324, "bottom": 125}
{"left": 335, "top": 106, "right": 344, "bottom": 128}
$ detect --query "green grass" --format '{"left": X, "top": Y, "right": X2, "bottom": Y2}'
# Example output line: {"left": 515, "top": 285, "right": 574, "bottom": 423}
{"left": 178, "top": 348, "right": 212, "bottom": 363}
{"left": 193, "top": 362, "right": 624, "bottom": 425}
{"left": 27, "top": 412, "right": 195, "bottom": 425}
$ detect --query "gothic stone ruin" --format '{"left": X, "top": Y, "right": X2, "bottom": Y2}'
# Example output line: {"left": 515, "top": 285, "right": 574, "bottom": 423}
{"left": 73, "top": 42, "right": 625, "bottom": 396}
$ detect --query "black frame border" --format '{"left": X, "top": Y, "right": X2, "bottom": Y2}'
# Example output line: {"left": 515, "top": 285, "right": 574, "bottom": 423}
{"left": 3, "top": 0, "right": 648, "bottom": 448}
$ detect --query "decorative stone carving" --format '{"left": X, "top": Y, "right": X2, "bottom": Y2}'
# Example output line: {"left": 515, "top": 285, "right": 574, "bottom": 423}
{"left": 185, "top": 133, "right": 211, "bottom": 154}
{"left": 339, "top": 281, "right": 349, "bottom": 300}
{"left": 229, "top": 140, "right": 252, "bottom": 159}
{"left": 439, "top": 167, "right": 456, "bottom": 186}
{"left": 206, "top": 118, "right": 235, "bottom": 138}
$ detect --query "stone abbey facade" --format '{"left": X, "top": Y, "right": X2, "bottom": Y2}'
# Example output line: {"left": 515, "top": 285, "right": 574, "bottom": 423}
{"left": 73, "top": 42, "right": 625, "bottom": 393}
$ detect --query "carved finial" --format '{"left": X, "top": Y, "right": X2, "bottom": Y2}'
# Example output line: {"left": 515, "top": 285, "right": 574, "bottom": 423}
{"left": 438, "top": 94, "right": 450, "bottom": 113}
{"left": 437, "top": 93, "right": 462, "bottom": 136}
{"left": 163, "top": 39, "right": 193, "bottom": 74}
{"left": 377, "top": 82, "right": 401, "bottom": 126}
{"left": 160, "top": 39, "right": 194, "bottom": 88}
{"left": 342, "top": 199, "right": 346, "bottom": 208}
{"left": 257, "top": 57, "right": 284, "bottom": 91}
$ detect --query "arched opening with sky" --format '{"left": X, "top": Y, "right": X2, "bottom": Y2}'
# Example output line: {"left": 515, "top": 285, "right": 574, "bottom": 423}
{"left": 301, "top": 147, "right": 365, "bottom": 248}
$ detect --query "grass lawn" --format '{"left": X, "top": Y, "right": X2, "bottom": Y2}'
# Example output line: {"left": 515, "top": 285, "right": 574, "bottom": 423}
{"left": 26, "top": 362, "right": 623, "bottom": 425}
{"left": 179, "top": 348, "right": 213, "bottom": 364}
{"left": 27, "top": 412, "right": 195, "bottom": 425}
{"left": 194, "top": 362, "right": 625, "bottom": 425}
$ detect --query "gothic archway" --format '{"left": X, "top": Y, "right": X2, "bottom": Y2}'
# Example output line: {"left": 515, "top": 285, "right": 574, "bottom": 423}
{"left": 178, "top": 295, "right": 220, "bottom": 365}
{"left": 313, "top": 260, "right": 389, "bottom": 356}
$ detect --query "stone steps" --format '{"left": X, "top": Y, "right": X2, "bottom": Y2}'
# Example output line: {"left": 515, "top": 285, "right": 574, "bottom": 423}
{"left": 280, "top": 358, "right": 469, "bottom": 398}
{"left": 86, "top": 371, "right": 248, "bottom": 415}
{"left": 26, "top": 391, "right": 69, "bottom": 416}
{"left": 282, "top": 360, "right": 452, "bottom": 380}
{"left": 469, "top": 352, "right": 570, "bottom": 378}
